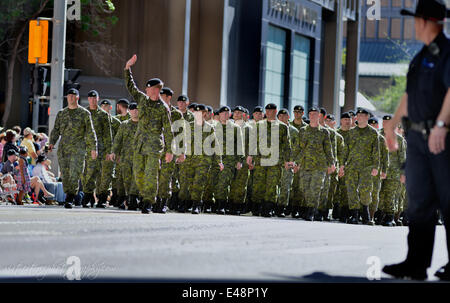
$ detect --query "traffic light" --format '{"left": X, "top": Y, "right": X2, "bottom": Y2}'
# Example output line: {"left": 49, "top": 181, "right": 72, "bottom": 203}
{"left": 31, "top": 66, "right": 51, "bottom": 96}
{"left": 64, "top": 68, "right": 81, "bottom": 95}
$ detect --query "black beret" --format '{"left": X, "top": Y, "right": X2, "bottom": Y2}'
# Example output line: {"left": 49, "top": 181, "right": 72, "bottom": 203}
{"left": 368, "top": 117, "right": 379, "bottom": 125}
{"left": 356, "top": 107, "right": 369, "bottom": 115}
{"left": 265, "top": 103, "right": 277, "bottom": 110}
{"left": 188, "top": 103, "right": 198, "bottom": 109}
{"left": 277, "top": 108, "right": 289, "bottom": 116}
{"left": 304, "top": 118, "right": 310, "bottom": 124}
{"left": 348, "top": 110, "right": 356, "bottom": 117}
{"left": 194, "top": 104, "right": 206, "bottom": 111}
{"left": 67, "top": 88, "right": 79, "bottom": 96}
{"left": 100, "top": 99, "right": 111, "bottom": 106}
{"left": 243, "top": 108, "right": 249, "bottom": 114}
{"left": 213, "top": 109, "right": 219, "bottom": 116}
{"left": 326, "top": 114, "right": 335, "bottom": 121}
{"left": 117, "top": 99, "right": 130, "bottom": 106}
{"left": 233, "top": 105, "right": 245, "bottom": 112}
{"left": 146, "top": 78, "right": 163, "bottom": 88}
{"left": 177, "top": 95, "right": 189, "bottom": 102}
{"left": 87, "top": 90, "right": 99, "bottom": 97}
{"left": 160, "top": 87, "right": 174, "bottom": 96}
{"left": 383, "top": 115, "right": 393, "bottom": 121}
{"left": 293, "top": 105, "right": 304, "bottom": 112}
{"left": 320, "top": 107, "right": 327, "bottom": 116}
{"left": 341, "top": 112, "right": 351, "bottom": 119}
{"left": 218, "top": 106, "right": 231, "bottom": 113}
{"left": 253, "top": 106, "right": 263, "bottom": 113}
{"left": 308, "top": 106, "right": 319, "bottom": 113}
{"left": 129, "top": 103, "right": 138, "bottom": 110}
{"left": 206, "top": 105, "right": 213, "bottom": 113}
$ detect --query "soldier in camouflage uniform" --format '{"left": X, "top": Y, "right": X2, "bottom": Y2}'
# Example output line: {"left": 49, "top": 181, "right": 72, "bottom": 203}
{"left": 378, "top": 115, "right": 407, "bottom": 226}
{"left": 324, "top": 114, "right": 345, "bottom": 221}
{"left": 124, "top": 54, "right": 174, "bottom": 214}
{"left": 336, "top": 112, "right": 352, "bottom": 221}
{"left": 115, "top": 99, "right": 131, "bottom": 122}
{"left": 369, "top": 117, "right": 389, "bottom": 224}
{"left": 342, "top": 108, "right": 380, "bottom": 225}
{"left": 213, "top": 106, "right": 244, "bottom": 215}
{"left": 276, "top": 109, "right": 299, "bottom": 218}
{"left": 247, "top": 103, "right": 292, "bottom": 217}
{"left": 111, "top": 103, "right": 140, "bottom": 210}
{"left": 49, "top": 88, "right": 97, "bottom": 209}
{"left": 156, "top": 87, "right": 185, "bottom": 213}
{"left": 178, "top": 104, "right": 224, "bottom": 214}
{"left": 100, "top": 99, "right": 123, "bottom": 207}
{"left": 81, "top": 90, "right": 113, "bottom": 209}
{"left": 292, "top": 107, "right": 335, "bottom": 221}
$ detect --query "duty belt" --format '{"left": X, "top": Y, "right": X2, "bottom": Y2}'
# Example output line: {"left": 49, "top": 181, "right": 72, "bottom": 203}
{"left": 402, "top": 118, "right": 435, "bottom": 140}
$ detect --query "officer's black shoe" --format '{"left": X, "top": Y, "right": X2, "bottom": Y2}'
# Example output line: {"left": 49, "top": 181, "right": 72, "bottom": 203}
{"left": 304, "top": 207, "right": 315, "bottom": 221}
{"left": 276, "top": 205, "right": 286, "bottom": 218}
{"left": 141, "top": 201, "right": 151, "bottom": 214}
{"left": 435, "top": 264, "right": 450, "bottom": 281}
{"left": 216, "top": 200, "right": 226, "bottom": 215}
{"left": 382, "top": 214, "right": 397, "bottom": 227}
{"left": 348, "top": 209, "right": 359, "bottom": 224}
{"left": 382, "top": 261, "right": 427, "bottom": 281}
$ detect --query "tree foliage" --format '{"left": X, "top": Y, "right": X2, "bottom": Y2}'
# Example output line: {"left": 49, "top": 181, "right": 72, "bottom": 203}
{"left": 372, "top": 75, "right": 407, "bottom": 114}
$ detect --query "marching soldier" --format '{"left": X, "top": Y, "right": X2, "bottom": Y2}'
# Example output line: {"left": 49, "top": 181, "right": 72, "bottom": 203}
{"left": 49, "top": 88, "right": 97, "bottom": 209}
{"left": 115, "top": 99, "right": 131, "bottom": 122}
{"left": 336, "top": 112, "right": 352, "bottom": 221}
{"left": 82, "top": 90, "right": 113, "bottom": 208}
{"left": 124, "top": 54, "right": 174, "bottom": 214}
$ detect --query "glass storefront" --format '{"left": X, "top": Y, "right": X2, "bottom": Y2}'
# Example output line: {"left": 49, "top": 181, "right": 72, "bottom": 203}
{"left": 289, "top": 34, "right": 311, "bottom": 114}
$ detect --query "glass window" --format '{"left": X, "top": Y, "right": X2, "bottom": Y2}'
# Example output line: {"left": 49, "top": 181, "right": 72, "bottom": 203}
{"left": 392, "top": 0, "right": 402, "bottom": 7}
{"left": 391, "top": 18, "right": 402, "bottom": 39}
{"left": 263, "top": 25, "right": 287, "bottom": 109}
{"left": 405, "top": 0, "right": 415, "bottom": 8}
{"left": 404, "top": 18, "right": 414, "bottom": 40}
{"left": 366, "top": 20, "right": 376, "bottom": 38}
{"left": 378, "top": 18, "right": 389, "bottom": 38}
{"left": 381, "top": 0, "right": 389, "bottom": 7}
{"left": 289, "top": 34, "right": 310, "bottom": 114}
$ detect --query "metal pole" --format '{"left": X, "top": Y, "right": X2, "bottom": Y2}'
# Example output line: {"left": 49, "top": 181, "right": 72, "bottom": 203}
{"left": 182, "top": 0, "right": 191, "bottom": 95}
{"left": 48, "top": 0, "right": 67, "bottom": 174}
{"left": 32, "top": 61, "right": 39, "bottom": 131}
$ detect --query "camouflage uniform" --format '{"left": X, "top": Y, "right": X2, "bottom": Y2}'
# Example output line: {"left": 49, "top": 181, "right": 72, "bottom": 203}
{"left": 327, "top": 130, "right": 345, "bottom": 210}
{"left": 203, "top": 119, "right": 221, "bottom": 206}
{"left": 82, "top": 106, "right": 113, "bottom": 196}
{"left": 178, "top": 120, "right": 221, "bottom": 205}
{"left": 175, "top": 111, "right": 195, "bottom": 204}
{"left": 112, "top": 119, "right": 139, "bottom": 196}
{"left": 293, "top": 125, "right": 334, "bottom": 210}
{"left": 379, "top": 130, "right": 406, "bottom": 215}
{"left": 214, "top": 120, "right": 244, "bottom": 207}
{"left": 319, "top": 125, "right": 337, "bottom": 213}
{"left": 290, "top": 119, "right": 307, "bottom": 208}
{"left": 124, "top": 69, "right": 173, "bottom": 206}
{"left": 105, "top": 114, "right": 122, "bottom": 204}
{"left": 370, "top": 132, "right": 389, "bottom": 214}
{"left": 250, "top": 120, "right": 291, "bottom": 208}
{"left": 343, "top": 125, "right": 380, "bottom": 210}
{"left": 278, "top": 124, "right": 299, "bottom": 207}
{"left": 337, "top": 128, "right": 351, "bottom": 209}
{"left": 115, "top": 113, "right": 131, "bottom": 122}
{"left": 49, "top": 106, "right": 97, "bottom": 196}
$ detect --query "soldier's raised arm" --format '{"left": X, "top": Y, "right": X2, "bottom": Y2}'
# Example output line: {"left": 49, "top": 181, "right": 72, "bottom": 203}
{"left": 123, "top": 54, "right": 147, "bottom": 105}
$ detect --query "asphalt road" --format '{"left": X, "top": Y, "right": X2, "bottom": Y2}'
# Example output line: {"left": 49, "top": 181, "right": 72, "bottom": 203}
{"left": 0, "top": 205, "right": 447, "bottom": 282}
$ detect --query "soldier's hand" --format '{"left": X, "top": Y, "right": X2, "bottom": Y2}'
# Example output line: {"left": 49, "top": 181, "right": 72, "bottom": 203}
{"left": 429, "top": 126, "right": 448, "bottom": 155}
{"left": 236, "top": 162, "right": 242, "bottom": 170}
{"left": 110, "top": 153, "right": 116, "bottom": 161}
{"left": 246, "top": 156, "right": 253, "bottom": 167}
{"left": 219, "top": 163, "right": 224, "bottom": 171}
{"left": 400, "top": 174, "right": 406, "bottom": 184}
{"left": 338, "top": 166, "right": 345, "bottom": 177}
{"left": 165, "top": 153, "right": 174, "bottom": 163}
{"left": 385, "top": 128, "right": 399, "bottom": 152}
{"left": 91, "top": 150, "right": 98, "bottom": 160}
{"left": 381, "top": 172, "right": 387, "bottom": 179}
{"left": 176, "top": 154, "right": 186, "bottom": 164}
{"left": 293, "top": 165, "right": 299, "bottom": 174}
{"left": 125, "top": 54, "right": 137, "bottom": 70}
{"left": 371, "top": 169, "right": 378, "bottom": 177}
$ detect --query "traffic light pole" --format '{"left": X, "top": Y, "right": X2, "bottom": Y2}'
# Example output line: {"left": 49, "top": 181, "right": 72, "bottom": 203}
{"left": 48, "top": 0, "right": 67, "bottom": 174}
{"left": 32, "top": 61, "right": 40, "bottom": 131}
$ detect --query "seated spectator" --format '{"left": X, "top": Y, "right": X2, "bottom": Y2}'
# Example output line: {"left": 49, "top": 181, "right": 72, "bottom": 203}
{"left": 2, "top": 130, "right": 19, "bottom": 163}
{"left": 11, "top": 126, "right": 22, "bottom": 145}
{"left": 2, "top": 150, "right": 19, "bottom": 175}
{"left": 32, "top": 155, "right": 63, "bottom": 204}
{"left": 21, "top": 127, "right": 38, "bottom": 165}
{"left": 1, "top": 173, "right": 18, "bottom": 203}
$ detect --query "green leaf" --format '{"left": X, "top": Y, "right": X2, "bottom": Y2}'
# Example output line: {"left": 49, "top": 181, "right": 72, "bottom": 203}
{"left": 105, "top": 0, "right": 115, "bottom": 11}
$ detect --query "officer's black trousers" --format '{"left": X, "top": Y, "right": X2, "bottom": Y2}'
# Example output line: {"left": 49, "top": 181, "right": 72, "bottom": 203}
{"left": 405, "top": 130, "right": 450, "bottom": 270}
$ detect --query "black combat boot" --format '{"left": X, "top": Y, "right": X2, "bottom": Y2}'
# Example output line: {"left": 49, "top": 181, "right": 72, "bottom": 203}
{"left": 82, "top": 193, "right": 93, "bottom": 208}
{"left": 178, "top": 200, "right": 187, "bottom": 213}
{"left": 216, "top": 200, "right": 226, "bottom": 215}
{"left": 96, "top": 194, "right": 107, "bottom": 208}
{"left": 292, "top": 206, "right": 301, "bottom": 219}
{"left": 261, "top": 201, "right": 272, "bottom": 218}
{"left": 276, "top": 205, "right": 286, "bottom": 218}
{"left": 64, "top": 194, "right": 75, "bottom": 209}
{"left": 322, "top": 209, "right": 331, "bottom": 221}
{"left": 203, "top": 201, "right": 212, "bottom": 213}
{"left": 252, "top": 202, "right": 261, "bottom": 216}
{"left": 153, "top": 197, "right": 162, "bottom": 213}
{"left": 110, "top": 188, "right": 118, "bottom": 207}
{"left": 382, "top": 260, "right": 427, "bottom": 281}
{"left": 127, "top": 195, "right": 138, "bottom": 211}
{"left": 141, "top": 200, "right": 151, "bottom": 214}
{"left": 400, "top": 211, "right": 409, "bottom": 226}
{"left": 339, "top": 206, "right": 349, "bottom": 223}
{"left": 314, "top": 209, "right": 324, "bottom": 221}
{"left": 435, "top": 264, "right": 450, "bottom": 281}
{"left": 382, "top": 214, "right": 396, "bottom": 227}
{"left": 348, "top": 209, "right": 359, "bottom": 224}
{"left": 374, "top": 210, "right": 384, "bottom": 225}
{"left": 332, "top": 203, "right": 340, "bottom": 220}
{"left": 304, "top": 207, "right": 315, "bottom": 221}
{"left": 191, "top": 201, "right": 202, "bottom": 214}
{"left": 361, "top": 205, "right": 373, "bottom": 225}
{"left": 186, "top": 200, "right": 193, "bottom": 213}
{"left": 244, "top": 200, "right": 253, "bottom": 214}
{"left": 285, "top": 204, "right": 292, "bottom": 217}
{"left": 169, "top": 192, "right": 179, "bottom": 210}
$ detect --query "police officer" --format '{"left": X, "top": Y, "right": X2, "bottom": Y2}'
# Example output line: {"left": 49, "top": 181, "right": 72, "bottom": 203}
{"left": 124, "top": 54, "right": 174, "bottom": 214}
{"left": 49, "top": 88, "right": 98, "bottom": 209}
{"left": 383, "top": 0, "right": 450, "bottom": 281}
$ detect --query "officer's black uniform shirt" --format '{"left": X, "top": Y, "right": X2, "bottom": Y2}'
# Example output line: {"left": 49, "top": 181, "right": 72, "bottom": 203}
{"left": 406, "top": 32, "right": 450, "bottom": 123}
